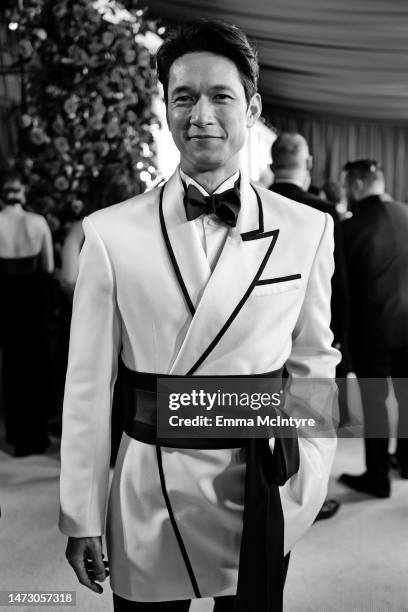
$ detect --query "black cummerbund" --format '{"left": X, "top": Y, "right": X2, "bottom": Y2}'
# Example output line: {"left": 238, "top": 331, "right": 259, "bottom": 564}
{"left": 122, "top": 362, "right": 283, "bottom": 449}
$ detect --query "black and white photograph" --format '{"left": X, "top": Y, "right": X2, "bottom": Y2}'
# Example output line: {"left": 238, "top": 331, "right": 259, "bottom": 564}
{"left": 1, "top": 1, "right": 408, "bottom": 611}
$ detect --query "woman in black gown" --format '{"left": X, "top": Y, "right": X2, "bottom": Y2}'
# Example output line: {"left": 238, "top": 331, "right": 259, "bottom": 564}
{"left": 0, "top": 170, "right": 54, "bottom": 456}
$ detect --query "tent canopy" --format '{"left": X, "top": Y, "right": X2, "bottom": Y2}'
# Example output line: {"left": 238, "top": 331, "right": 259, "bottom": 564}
{"left": 146, "top": 0, "right": 408, "bottom": 122}
{"left": 146, "top": 1, "right": 408, "bottom": 199}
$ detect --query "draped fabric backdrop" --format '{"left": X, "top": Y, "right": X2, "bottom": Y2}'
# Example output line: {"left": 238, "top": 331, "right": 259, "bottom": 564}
{"left": 268, "top": 112, "right": 408, "bottom": 201}
{"left": 145, "top": 0, "right": 408, "bottom": 200}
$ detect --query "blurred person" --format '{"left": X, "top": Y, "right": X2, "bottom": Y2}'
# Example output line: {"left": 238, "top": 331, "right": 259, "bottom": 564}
{"left": 60, "top": 170, "right": 136, "bottom": 299}
{"left": 322, "top": 180, "right": 340, "bottom": 203}
{"left": 270, "top": 133, "right": 350, "bottom": 370}
{"left": 308, "top": 184, "right": 326, "bottom": 199}
{"left": 60, "top": 20, "right": 340, "bottom": 612}
{"left": 339, "top": 159, "right": 408, "bottom": 496}
{"left": 0, "top": 169, "right": 54, "bottom": 456}
{"left": 270, "top": 133, "right": 337, "bottom": 218}
{"left": 270, "top": 132, "right": 350, "bottom": 520}
{"left": 322, "top": 180, "right": 349, "bottom": 220}
{"left": 60, "top": 219, "right": 85, "bottom": 298}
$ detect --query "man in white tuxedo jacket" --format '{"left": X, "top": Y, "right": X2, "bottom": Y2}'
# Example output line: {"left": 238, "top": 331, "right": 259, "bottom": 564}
{"left": 60, "top": 19, "right": 340, "bottom": 612}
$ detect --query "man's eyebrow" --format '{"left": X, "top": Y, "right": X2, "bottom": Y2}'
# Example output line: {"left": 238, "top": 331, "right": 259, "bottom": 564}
{"left": 210, "top": 85, "right": 236, "bottom": 93}
{"left": 169, "top": 86, "right": 194, "bottom": 97}
{"left": 169, "top": 84, "right": 237, "bottom": 97}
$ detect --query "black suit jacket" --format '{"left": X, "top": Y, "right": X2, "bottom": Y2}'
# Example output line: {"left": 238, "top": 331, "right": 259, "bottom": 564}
{"left": 271, "top": 182, "right": 340, "bottom": 220}
{"left": 342, "top": 195, "right": 408, "bottom": 350}
{"left": 270, "top": 182, "right": 349, "bottom": 368}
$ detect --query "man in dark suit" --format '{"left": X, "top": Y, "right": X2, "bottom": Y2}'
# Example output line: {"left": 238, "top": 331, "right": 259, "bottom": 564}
{"left": 339, "top": 159, "right": 408, "bottom": 497}
{"left": 270, "top": 133, "right": 349, "bottom": 361}
{"left": 270, "top": 132, "right": 347, "bottom": 520}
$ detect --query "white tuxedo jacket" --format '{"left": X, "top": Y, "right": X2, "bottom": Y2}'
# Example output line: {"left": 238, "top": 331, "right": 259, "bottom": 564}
{"left": 59, "top": 169, "right": 340, "bottom": 602}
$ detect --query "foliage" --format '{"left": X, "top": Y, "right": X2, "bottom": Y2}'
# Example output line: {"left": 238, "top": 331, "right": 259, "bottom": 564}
{"left": 6, "top": 0, "right": 161, "bottom": 242}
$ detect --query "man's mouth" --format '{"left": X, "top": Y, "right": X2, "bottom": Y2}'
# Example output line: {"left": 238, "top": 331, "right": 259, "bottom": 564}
{"left": 188, "top": 135, "right": 222, "bottom": 140}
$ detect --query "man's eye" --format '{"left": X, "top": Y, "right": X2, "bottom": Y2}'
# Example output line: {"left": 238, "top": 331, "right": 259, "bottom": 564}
{"left": 174, "top": 96, "right": 193, "bottom": 103}
{"left": 214, "top": 94, "right": 232, "bottom": 101}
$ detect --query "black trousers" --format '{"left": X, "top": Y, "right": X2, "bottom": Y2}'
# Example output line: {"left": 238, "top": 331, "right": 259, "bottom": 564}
{"left": 351, "top": 344, "right": 408, "bottom": 478}
{"left": 113, "top": 554, "right": 290, "bottom": 611}
{"left": 113, "top": 595, "right": 234, "bottom": 612}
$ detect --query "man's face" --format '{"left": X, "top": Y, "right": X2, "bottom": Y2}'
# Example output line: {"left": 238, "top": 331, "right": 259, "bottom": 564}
{"left": 166, "top": 51, "right": 261, "bottom": 176}
{"left": 2, "top": 179, "right": 26, "bottom": 205}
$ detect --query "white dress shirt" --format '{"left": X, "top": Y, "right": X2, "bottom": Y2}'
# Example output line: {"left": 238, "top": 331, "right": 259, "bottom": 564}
{"left": 179, "top": 168, "right": 240, "bottom": 272}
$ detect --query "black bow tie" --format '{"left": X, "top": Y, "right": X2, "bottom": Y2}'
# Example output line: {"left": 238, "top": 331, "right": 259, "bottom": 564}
{"left": 183, "top": 183, "right": 241, "bottom": 227}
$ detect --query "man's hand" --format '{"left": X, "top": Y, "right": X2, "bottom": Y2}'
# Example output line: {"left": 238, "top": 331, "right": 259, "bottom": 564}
{"left": 65, "top": 536, "right": 109, "bottom": 594}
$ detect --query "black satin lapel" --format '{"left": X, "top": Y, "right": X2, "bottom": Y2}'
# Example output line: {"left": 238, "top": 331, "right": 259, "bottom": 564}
{"left": 159, "top": 184, "right": 196, "bottom": 317}
{"left": 240, "top": 184, "right": 264, "bottom": 240}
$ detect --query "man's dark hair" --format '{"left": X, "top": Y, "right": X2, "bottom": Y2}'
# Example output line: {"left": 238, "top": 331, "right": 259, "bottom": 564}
{"left": 343, "top": 159, "right": 384, "bottom": 184}
{"left": 156, "top": 19, "right": 259, "bottom": 105}
{"left": 323, "top": 180, "right": 342, "bottom": 204}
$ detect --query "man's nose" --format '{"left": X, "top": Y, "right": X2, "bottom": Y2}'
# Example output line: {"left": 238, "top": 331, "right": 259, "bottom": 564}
{"left": 190, "top": 97, "right": 214, "bottom": 126}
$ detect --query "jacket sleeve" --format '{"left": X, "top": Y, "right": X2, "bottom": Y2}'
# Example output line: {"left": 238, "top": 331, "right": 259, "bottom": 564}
{"left": 279, "top": 212, "right": 341, "bottom": 554}
{"left": 59, "top": 216, "right": 121, "bottom": 537}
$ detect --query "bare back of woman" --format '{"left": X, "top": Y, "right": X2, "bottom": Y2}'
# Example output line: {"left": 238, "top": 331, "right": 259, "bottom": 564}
{"left": 0, "top": 205, "right": 54, "bottom": 272}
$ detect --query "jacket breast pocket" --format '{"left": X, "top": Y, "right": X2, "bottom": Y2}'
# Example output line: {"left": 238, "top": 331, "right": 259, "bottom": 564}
{"left": 251, "top": 274, "right": 302, "bottom": 297}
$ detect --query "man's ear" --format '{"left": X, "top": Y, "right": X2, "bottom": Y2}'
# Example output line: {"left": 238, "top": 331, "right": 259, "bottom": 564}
{"left": 246, "top": 93, "right": 262, "bottom": 128}
{"left": 306, "top": 155, "right": 313, "bottom": 171}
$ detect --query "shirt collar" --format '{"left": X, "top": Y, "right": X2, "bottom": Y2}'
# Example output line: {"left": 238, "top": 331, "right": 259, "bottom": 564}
{"left": 179, "top": 168, "right": 240, "bottom": 197}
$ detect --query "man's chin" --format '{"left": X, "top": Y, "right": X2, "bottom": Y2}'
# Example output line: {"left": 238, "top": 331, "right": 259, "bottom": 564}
{"left": 190, "top": 161, "right": 226, "bottom": 174}
{"left": 188, "top": 152, "right": 226, "bottom": 169}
